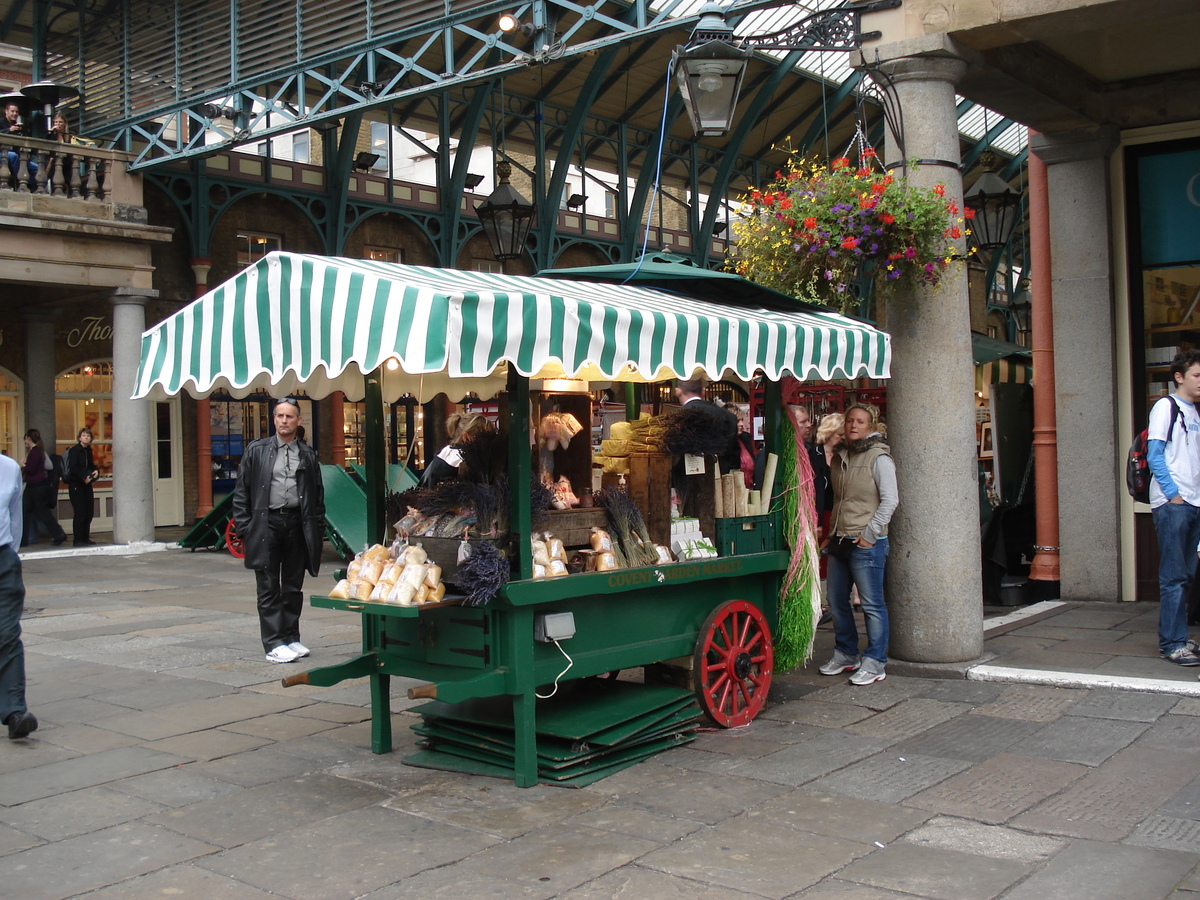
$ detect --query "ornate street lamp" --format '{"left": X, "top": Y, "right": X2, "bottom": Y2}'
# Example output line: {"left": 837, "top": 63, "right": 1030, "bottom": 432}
{"left": 672, "top": 3, "right": 751, "bottom": 137}
{"left": 476, "top": 159, "right": 536, "bottom": 261}
{"left": 20, "top": 81, "right": 79, "bottom": 137}
{"left": 964, "top": 170, "right": 1020, "bottom": 254}
{"left": 672, "top": 1, "right": 899, "bottom": 138}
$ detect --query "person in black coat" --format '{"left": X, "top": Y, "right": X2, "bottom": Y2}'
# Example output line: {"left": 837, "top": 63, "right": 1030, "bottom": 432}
{"left": 673, "top": 377, "right": 741, "bottom": 474}
{"left": 232, "top": 399, "right": 325, "bottom": 664}
{"left": 63, "top": 427, "right": 99, "bottom": 546}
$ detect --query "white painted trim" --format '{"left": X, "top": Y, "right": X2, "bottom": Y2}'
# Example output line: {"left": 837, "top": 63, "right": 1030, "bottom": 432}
{"left": 969, "top": 664, "right": 1200, "bottom": 697}
{"left": 983, "top": 599, "right": 1067, "bottom": 634}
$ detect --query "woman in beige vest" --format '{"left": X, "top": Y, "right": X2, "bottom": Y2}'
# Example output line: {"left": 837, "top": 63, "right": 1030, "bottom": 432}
{"left": 817, "top": 403, "right": 898, "bottom": 685}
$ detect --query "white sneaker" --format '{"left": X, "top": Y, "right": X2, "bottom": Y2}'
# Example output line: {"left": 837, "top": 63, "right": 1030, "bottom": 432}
{"left": 287, "top": 641, "right": 310, "bottom": 658}
{"left": 848, "top": 657, "right": 886, "bottom": 685}
{"left": 265, "top": 645, "right": 300, "bottom": 663}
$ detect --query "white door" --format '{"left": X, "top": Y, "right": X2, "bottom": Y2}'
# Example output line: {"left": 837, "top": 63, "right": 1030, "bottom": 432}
{"left": 152, "top": 398, "right": 184, "bottom": 526}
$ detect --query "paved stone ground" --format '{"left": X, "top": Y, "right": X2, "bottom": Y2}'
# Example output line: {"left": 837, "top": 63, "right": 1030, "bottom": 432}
{"left": 4, "top": 544, "right": 1200, "bottom": 899}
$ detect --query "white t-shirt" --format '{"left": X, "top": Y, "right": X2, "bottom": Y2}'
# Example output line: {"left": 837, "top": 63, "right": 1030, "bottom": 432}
{"left": 1149, "top": 395, "right": 1200, "bottom": 508}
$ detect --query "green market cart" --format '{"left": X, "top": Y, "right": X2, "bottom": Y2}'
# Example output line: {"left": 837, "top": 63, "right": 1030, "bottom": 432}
{"left": 133, "top": 252, "right": 890, "bottom": 786}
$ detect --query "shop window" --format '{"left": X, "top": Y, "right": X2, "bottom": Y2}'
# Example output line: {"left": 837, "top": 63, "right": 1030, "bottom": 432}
{"left": 365, "top": 246, "right": 403, "bottom": 263}
{"left": 292, "top": 131, "right": 310, "bottom": 164}
{"left": 0, "top": 369, "right": 20, "bottom": 459}
{"left": 54, "top": 362, "right": 113, "bottom": 478}
{"left": 237, "top": 232, "right": 281, "bottom": 268}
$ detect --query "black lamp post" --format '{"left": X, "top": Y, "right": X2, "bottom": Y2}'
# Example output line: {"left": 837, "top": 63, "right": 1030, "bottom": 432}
{"left": 20, "top": 81, "right": 79, "bottom": 137}
{"left": 476, "top": 159, "right": 536, "bottom": 261}
{"left": 964, "top": 170, "right": 1020, "bottom": 254}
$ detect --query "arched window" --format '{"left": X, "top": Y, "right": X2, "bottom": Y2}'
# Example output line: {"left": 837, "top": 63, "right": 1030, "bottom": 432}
{"left": 55, "top": 362, "right": 113, "bottom": 478}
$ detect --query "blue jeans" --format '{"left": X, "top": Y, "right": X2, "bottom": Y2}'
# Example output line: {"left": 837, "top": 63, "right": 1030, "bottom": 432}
{"left": 0, "top": 547, "right": 28, "bottom": 724}
{"left": 1152, "top": 501, "right": 1200, "bottom": 654}
{"left": 827, "top": 536, "right": 890, "bottom": 664}
{"left": 5, "top": 150, "right": 37, "bottom": 178}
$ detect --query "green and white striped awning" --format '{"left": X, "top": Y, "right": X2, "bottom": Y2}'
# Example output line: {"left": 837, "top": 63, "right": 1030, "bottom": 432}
{"left": 133, "top": 253, "right": 891, "bottom": 402}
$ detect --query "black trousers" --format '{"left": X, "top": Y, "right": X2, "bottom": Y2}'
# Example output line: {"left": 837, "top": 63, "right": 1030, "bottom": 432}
{"left": 0, "top": 547, "right": 27, "bottom": 724}
{"left": 255, "top": 509, "right": 307, "bottom": 652}
{"left": 68, "top": 482, "right": 94, "bottom": 543}
{"left": 21, "top": 481, "right": 65, "bottom": 545}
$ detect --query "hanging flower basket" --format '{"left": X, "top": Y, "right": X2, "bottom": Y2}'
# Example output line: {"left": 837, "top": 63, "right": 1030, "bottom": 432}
{"left": 731, "top": 148, "right": 972, "bottom": 314}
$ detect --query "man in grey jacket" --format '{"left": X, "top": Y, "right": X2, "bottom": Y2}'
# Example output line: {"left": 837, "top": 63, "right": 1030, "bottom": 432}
{"left": 232, "top": 399, "right": 326, "bottom": 663}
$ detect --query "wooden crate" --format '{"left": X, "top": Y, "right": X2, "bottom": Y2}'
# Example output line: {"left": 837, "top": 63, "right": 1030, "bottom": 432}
{"left": 626, "top": 451, "right": 673, "bottom": 547}
{"left": 544, "top": 507, "right": 608, "bottom": 547}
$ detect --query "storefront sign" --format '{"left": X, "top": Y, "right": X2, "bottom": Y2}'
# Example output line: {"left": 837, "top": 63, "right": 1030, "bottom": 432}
{"left": 1138, "top": 147, "right": 1200, "bottom": 267}
{"left": 67, "top": 316, "right": 113, "bottom": 348}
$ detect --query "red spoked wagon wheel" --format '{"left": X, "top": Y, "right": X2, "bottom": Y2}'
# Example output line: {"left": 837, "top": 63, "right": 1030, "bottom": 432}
{"left": 224, "top": 517, "right": 245, "bottom": 559}
{"left": 693, "top": 599, "right": 773, "bottom": 727}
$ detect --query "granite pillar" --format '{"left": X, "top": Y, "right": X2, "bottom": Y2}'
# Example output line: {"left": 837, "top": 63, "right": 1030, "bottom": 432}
{"left": 1030, "top": 127, "right": 1120, "bottom": 601}
{"left": 877, "top": 41, "right": 983, "bottom": 662}
{"left": 110, "top": 289, "right": 158, "bottom": 544}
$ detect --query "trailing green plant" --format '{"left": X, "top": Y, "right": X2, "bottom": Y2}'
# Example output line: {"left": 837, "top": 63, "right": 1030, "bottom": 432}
{"left": 731, "top": 147, "right": 971, "bottom": 314}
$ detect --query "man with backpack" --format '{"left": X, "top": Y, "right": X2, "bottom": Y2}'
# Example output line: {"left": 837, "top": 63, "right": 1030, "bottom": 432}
{"left": 1148, "top": 350, "right": 1200, "bottom": 666}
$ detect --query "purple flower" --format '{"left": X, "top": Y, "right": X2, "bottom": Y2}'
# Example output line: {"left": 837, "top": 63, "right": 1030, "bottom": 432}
{"left": 824, "top": 269, "right": 834, "bottom": 280}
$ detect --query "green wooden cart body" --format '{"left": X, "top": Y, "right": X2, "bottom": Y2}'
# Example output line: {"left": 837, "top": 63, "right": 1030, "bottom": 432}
{"left": 301, "top": 549, "right": 785, "bottom": 786}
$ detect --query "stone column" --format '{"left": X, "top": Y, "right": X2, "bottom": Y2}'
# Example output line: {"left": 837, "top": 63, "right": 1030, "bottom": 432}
{"left": 110, "top": 289, "right": 158, "bottom": 544}
{"left": 877, "top": 38, "right": 983, "bottom": 662}
{"left": 1030, "top": 127, "right": 1120, "bottom": 601}
{"left": 23, "top": 309, "right": 59, "bottom": 449}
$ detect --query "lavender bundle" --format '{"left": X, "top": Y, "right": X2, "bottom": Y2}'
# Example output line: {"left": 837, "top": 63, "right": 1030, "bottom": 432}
{"left": 595, "top": 488, "right": 659, "bottom": 567}
{"left": 456, "top": 541, "right": 511, "bottom": 607}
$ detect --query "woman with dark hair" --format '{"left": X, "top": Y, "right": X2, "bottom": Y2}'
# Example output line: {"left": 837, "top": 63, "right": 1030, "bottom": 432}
{"left": 19, "top": 429, "right": 67, "bottom": 546}
{"left": 63, "top": 427, "right": 99, "bottom": 546}
{"left": 817, "top": 403, "right": 897, "bottom": 686}
{"left": 421, "top": 412, "right": 494, "bottom": 487}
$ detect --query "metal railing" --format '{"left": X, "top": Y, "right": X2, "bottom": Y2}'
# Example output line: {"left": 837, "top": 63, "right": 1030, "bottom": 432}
{"left": 0, "top": 137, "right": 108, "bottom": 201}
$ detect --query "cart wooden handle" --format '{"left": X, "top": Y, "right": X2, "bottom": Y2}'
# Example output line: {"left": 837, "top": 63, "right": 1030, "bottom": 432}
{"left": 281, "top": 673, "right": 311, "bottom": 688}
{"left": 407, "top": 683, "right": 438, "bottom": 700}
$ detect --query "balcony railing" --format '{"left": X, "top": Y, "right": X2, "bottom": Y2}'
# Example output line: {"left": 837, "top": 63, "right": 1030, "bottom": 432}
{"left": 0, "top": 136, "right": 108, "bottom": 200}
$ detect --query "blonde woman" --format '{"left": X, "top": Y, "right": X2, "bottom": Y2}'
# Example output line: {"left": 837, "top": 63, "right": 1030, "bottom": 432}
{"left": 818, "top": 404, "right": 897, "bottom": 685}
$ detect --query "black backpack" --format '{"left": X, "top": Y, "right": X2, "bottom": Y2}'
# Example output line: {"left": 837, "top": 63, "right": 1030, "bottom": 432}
{"left": 1127, "top": 397, "right": 1182, "bottom": 503}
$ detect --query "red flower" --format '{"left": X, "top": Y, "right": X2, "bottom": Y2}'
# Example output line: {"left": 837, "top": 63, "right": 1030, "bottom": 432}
{"left": 803, "top": 217, "right": 818, "bottom": 230}
{"left": 842, "top": 236, "right": 859, "bottom": 250}
{"left": 879, "top": 213, "right": 895, "bottom": 224}
{"left": 861, "top": 148, "right": 877, "bottom": 158}
{"left": 779, "top": 197, "right": 792, "bottom": 210}
{"left": 857, "top": 167, "right": 871, "bottom": 177}
{"left": 933, "top": 184, "right": 946, "bottom": 197}
{"left": 944, "top": 226, "right": 962, "bottom": 239}
{"left": 964, "top": 208, "right": 976, "bottom": 220}
{"left": 832, "top": 157, "right": 849, "bottom": 169}
{"left": 859, "top": 198, "right": 875, "bottom": 210}
{"left": 871, "top": 182, "right": 887, "bottom": 194}
{"left": 946, "top": 201, "right": 960, "bottom": 215}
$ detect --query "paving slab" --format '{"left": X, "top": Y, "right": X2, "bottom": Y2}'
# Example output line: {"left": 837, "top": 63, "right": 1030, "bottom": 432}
{"left": 1006, "top": 714, "right": 1150, "bottom": 766}
{"left": 1013, "top": 624, "right": 1133, "bottom": 642}
{"left": 1136, "top": 714, "right": 1200, "bottom": 750}
{"left": 1160, "top": 773, "right": 1200, "bottom": 821}
{"left": 110, "top": 768, "right": 248, "bottom": 808}
{"left": 407, "top": 821, "right": 655, "bottom": 897}
{"left": 972, "top": 684, "right": 1083, "bottom": 721}
{"left": 360, "top": 867, "right": 556, "bottom": 899}
{"left": 639, "top": 813, "right": 871, "bottom": 900}
{"left": 802, "top": 679, "right": 922, "bottom": 711}
{"left": 186, "top": 746, "right": 322, "bottom": 787}
{"left": 139, "top": 728, "right": 274, "bottom": 762}
{"left": 1012, "top": 747, "right": 1200, "bottom": 841}
{"left": 557, "top": 864, "right": 763, "bottom": 899}
{"left": 760, "top": 699, "right": 874, "bottom": 728}
{"left": 0, "top": 745, "right": 189, "bottom": 805}
{"left": 1001, "top": 838, "right": 1196, "bottom": 900}
{"left": 64, "top": 865, "right": 278, "bottom": 900}
{"left": 565, "top": 804, "right": 707, "bottom": 844}
{"left": 891, "top": 713, "right": 1043, "bottom": 763}
{"left": 1128, "top": 816, "right": 1200, "bottom": 855}
{"left": 655, "top": 745, "right": 752, "bottom": 775}
{"left": 618, "top": 770, "right": 791, "bottom": 825}
{"left": 806, "top": 752, "right": 970, "bottom": 804}
{"left": 0, "top": 739, "right": 80, "bottom": 774}
{"left": 99, "top": 692, "right": 313, "bottom": 741}
{"left": 146, "top": 772, "right": 388, "bottom": 848}
{"left": 901, "top": 815, "right": 1067, "bottom": 863}
{"left": 393, "top": 776, "right": 606, "bottom": 839}
{"left": 749, "top": 789, "right": 931, "bottom": 844}
{"left": 1065, "top": 690, "right": 1180, "bottom": 722}
{"left": 792, "top": 880, "right": 922, "bottom": 899}
{"left": 904, "top": 752, "right": 1086, "bottom": 824}
{"left": 34, "top": 723, "right": 143, "bottom": 754}
{"left": 729, "top": 730, "right": 892, "bottom": 786}
{"left": 913, "top": 680, "right": 1005, "bottom": 704}
{"left": 0, "top": 821, "right": 44, "bottom": 856}
{"left": 0, "top": 822, "right": 218, "bottom": 900}
{"left": 1, "top": 785, "right": 164, "bottom": 841}
{"left": 199, "top": 804, "right": 500, "bottom": 899}
{"left": 688, "top": 728, "right": 790, "bottom": 758}
{"left": 834, "top": 842, "right": 1032, "bottom": 900}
